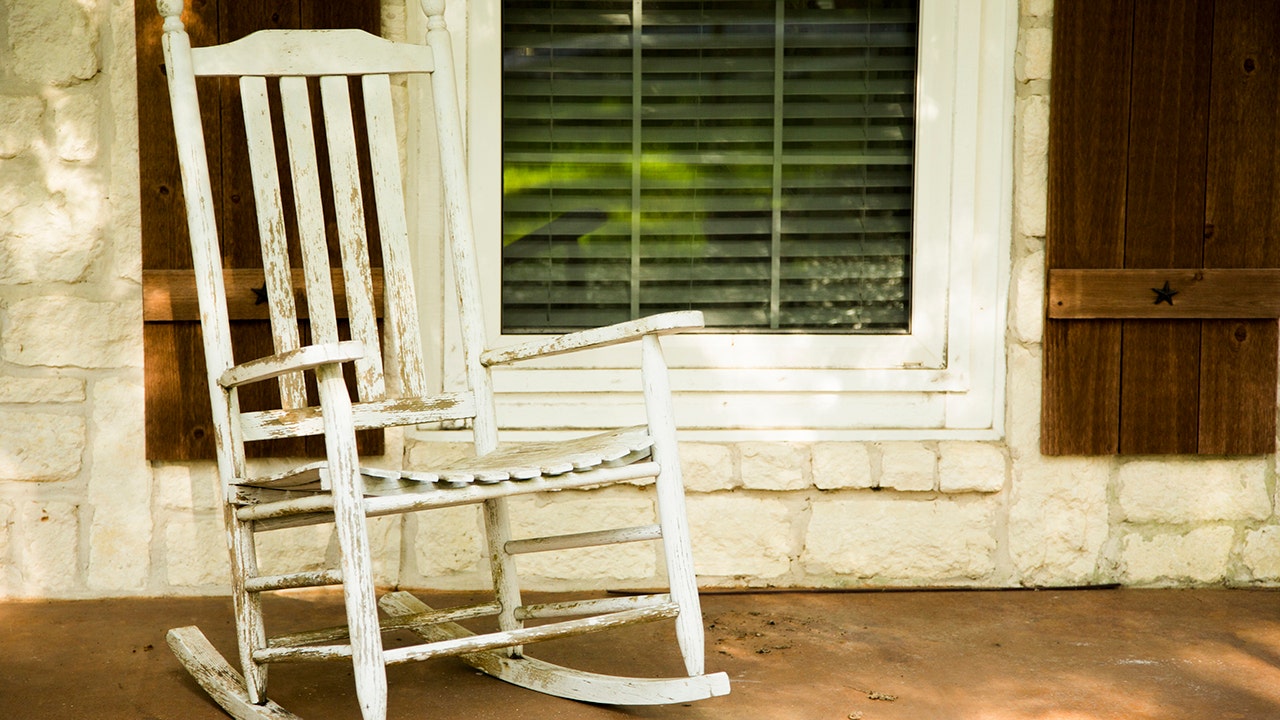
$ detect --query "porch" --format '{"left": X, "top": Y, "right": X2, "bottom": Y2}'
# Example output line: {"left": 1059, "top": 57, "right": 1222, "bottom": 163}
{"left": 2, "top": 587, "right": 1276, "bottom": 720}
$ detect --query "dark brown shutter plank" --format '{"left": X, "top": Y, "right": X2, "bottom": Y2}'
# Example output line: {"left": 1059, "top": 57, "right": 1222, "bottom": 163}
{"left": 1118, "top": 0, "right": 1213, "bottom": 454}
{"left": 1199, "top": 0, "right": 1280, "bottom": 454}
{"left": 1042, "top": 0, "right": 1134, "bottom": 455}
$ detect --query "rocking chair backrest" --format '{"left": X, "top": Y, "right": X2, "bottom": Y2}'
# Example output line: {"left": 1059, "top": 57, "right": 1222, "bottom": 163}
{"left": 160, "top": 0, "right": 497, "bottom": 483}
{"left": 191, "top": 29, "right": 433, "bottom": 407}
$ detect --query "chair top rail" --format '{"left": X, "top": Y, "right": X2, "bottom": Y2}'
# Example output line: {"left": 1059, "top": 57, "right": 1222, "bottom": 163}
{"left": 191, "top": 29, "right": 434, "bottom": 77}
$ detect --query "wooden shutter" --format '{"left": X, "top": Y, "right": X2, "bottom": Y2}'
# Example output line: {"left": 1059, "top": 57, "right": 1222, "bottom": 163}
{"left": 136, "top": 0, "right": 383, "bottom": 460}
{"left": 1043, "top": 0, "right": 1280, "bottom": 455}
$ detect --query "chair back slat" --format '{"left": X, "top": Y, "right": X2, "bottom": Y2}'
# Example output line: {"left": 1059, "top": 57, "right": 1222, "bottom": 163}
{"left": 319, "top": 75, "right": 386, "bottom": 401}
{"left": 240, "top": 76, "right": 308, "bottom": 409}
{"left": 279, "top": 76, "right": 341, "bottom": 349}
{"left": 362, "top": 74, "right": 428, "bottom": 398}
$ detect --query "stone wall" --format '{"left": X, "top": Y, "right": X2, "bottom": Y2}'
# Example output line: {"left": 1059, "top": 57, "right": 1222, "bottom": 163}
{"left": 1, "top": 0, "right": 1278, "bottom": 599}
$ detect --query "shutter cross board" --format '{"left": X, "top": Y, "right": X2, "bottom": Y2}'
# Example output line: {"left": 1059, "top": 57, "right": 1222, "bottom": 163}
{"left": 1049, "top": 269, "right": 1280, "bottom": 320}
{"left": 143, "top": 269, "right": 386, "bottom": 322}
{"left": 1043, "top": 0, "right": 1280, "bottom": 456}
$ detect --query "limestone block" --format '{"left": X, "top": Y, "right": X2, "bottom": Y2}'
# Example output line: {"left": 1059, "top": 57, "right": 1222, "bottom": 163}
{"left": 878, "top": 442, "right": 936, "bottom": 492}
{"left": 1242, "top": 526, "right": 1280, "bottom": 581}
{"left": 1121, "top": 526, "right": 1234, "bottom": 585}
{"left": 411, "top": 504, "right": 484, "bottom": 577}
{"left": 0, "top": 410, "right": 85, "bottom": 481}
{"left": 1008, "top": 458, "right": 1111, "bottom": 585}
{"left": 508, "top": 489, "right": 657, "bottom": 582}
{"left": 740, "top": 442, "right": 808, "bottom": 491}
{"left": 1118, "top": 459, "right": 1270, "bottom": 524}
{"left": 0, "top": 501, "right": 13, "bottom": 573}
{"left": 3, "top": 296, "right": 138, "bottom": 368}
{"left": 938, "top": 442, "right": 1007, "bottom": 493}
{"left": 1022, "top": 0, "right": 1052, "bottom": 18}
{"left": 18, "top": 500, "right": 79, "bottom": 594}
{"left": 368, "top": 515, "right": 403, "bottom": 586}
{"left": 680, "top": 443, "right": 737, "bottom": 492}
{"left": 404, "top": 439, "right": 474, "bottom": 469}
{"left": 52, "top": 91, "right": 99, "bottom": 162}
{"left": 1011, "top": 250, "right": 1045, "bottom": 344}
{"left": 256, "top": 524, "right": 334, "bottom": 576}
{"left": 86, "top": 376, "right": 151, "bottom": 592}
{"left": 801, "top": 496, "right": 997, "bottom": 581}
{"left": 1005, "top": 344, "right": 1042, "bottom": 460}
{"left": 811, "top": 442, "right": 874, "bottom": 490}
{"left": 0, "top": 95, "right": 43, "bottom": 158}
{"left": 8, "top": 0, "right": 100, "bottom": 86}
{"left": 154, "top": 462, "right": 220, "bottom": 513}
{"left": 0, "top": 184, "right": 101, "bottom": 284}
{"left": 0, "top": 376, "right": 85, "bottom": 404}
{"left": 687, "top": 494, "right": 792, "bottom": 578}
{"left": 164, "top": 513, "right": 229, "bottom": 588}
{"left": 1017, "top": 27, "right": 1052, "bottom": 82}
{"left": 1016, "top": 95, "right": 1049, "bottom": 239}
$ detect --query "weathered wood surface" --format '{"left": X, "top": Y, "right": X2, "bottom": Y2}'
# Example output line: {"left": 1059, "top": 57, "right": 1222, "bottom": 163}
{"left": 380, "top": 592, "right": 731, "bottom": 704}
{"left": 166, "top": 626, "right": 302, "bottom": 720}
{"left": 481, "top": 310, "right": 705, "bottom": 366}
{"left": 1047, "top": 268, "right": 1280, "bottom": 319}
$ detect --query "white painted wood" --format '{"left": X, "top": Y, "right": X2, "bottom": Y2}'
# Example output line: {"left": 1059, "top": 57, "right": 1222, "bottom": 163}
{"left": 237, "top": 462, "right": 664, "bottom": 526}
{"left": 166, "top": 627, "right": 302, "bottom": 720}
{"left": 254, "top": 644, "right": 353, "bottom": 663}
{"left": 279, "top": 75, "right": 340, "bottom": 348}
{"left": 237, "top": 392, "right": 474, "bottom": 442}
{"left": 191, "top": 29, "right": 434, "bottom": 77}
{"left": 505, "top": 524, "right": 662, "bottom": 556}
{"left": 319, "top": 75, "right": 385, "bottom": 401}
{"left": 244, "top": 569, "right": 343, "bottom": 594}
{"left": 313, "top": 362, "right": 386, "bottom": 720}
{"left": 642, "top": 334, "right": 704, "bottom": 677}
{"left": 267, "top": 601, "right": 501, "bottom": 649}
{"left": 515, "top": 593, "right": 670, "bottom": 620}
{"left": 380, "top": 592, "right": 730, "bottom": 705}
{"left": 239, "top": 76, "right": 307, "bottom": 409}
{"left": 481, "top": 311, "right": 705, "bottom": 366}
{"left": 383, "top": 602, "right": 680, "bottom": 665}
{"left": 362, "top": 73, "right": 429, "bottom": 398}
{"left": 219, "top": 342, "right": 366, "bottom": 389}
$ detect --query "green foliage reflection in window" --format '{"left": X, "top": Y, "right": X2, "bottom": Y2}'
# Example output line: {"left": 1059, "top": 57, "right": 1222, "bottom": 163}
{"left": 502, "top": 0, "right": 918, "bottom": 333}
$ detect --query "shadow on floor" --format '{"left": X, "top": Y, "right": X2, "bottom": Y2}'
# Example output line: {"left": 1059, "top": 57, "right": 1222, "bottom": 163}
{"left": 1, "top": 588, "right": 1278, "bottom": 719}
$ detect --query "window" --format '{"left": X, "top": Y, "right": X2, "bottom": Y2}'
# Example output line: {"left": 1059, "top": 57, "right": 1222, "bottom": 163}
{"left": 500, "top": 0, "right": 918, "bottom": 334}
{"left": 445, "top": 0, "right": 1014, "bottom": 438}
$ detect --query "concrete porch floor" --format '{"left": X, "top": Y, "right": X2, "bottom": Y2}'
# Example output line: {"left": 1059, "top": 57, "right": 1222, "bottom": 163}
{"left": 2, "top": 588, "right": 1279, "bottom": 720}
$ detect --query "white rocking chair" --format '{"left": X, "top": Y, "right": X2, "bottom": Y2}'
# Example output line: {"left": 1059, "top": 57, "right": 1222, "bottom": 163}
{"left": 154, "top": 0, "right": 730, "bottom": 717}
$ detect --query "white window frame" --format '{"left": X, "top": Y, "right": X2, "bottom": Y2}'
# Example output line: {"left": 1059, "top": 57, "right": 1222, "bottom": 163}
{"left": 424, "top": 0, "right": 1014, "bottom": 440}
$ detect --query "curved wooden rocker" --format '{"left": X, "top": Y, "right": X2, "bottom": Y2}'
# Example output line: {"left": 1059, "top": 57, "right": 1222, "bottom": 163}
{"left": 153, "top": 0, "right": 730, "bottom": 717}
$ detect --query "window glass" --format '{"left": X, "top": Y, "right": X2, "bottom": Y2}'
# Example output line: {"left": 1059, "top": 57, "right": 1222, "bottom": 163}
{"left": 501, "top": 0, "right": 919, "bottom": 333}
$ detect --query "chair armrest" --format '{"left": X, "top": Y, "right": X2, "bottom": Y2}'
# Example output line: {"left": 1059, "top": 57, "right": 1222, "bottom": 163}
{"left": 480, "top": 310, "right": 704, "bottom": 367}
{"left": 218, "top": 341, "right": 366, "bottom": 388}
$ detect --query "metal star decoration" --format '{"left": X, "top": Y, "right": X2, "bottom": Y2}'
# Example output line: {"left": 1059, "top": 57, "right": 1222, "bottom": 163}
{"left": 1151, "top": 280, "right": 1178, "bottom": 306}
{"left": 251, "top": 284, "right": 269, "bottom": 305}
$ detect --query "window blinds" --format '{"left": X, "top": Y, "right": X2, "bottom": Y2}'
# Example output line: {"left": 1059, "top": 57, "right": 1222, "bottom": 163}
{"left": 501, "top": 0, "right": 918, "bottom": 333}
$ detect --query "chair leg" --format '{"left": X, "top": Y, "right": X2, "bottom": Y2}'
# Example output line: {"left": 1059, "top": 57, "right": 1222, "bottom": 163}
{"left": 316, "top": 364, "right": 388, "bottom": 720}
{"left": 482, "top": 497, "right": 525, "bottom": 657}
{"left": 642, "top": 335, "right": 705, "bottom": 677}
{"left": 226, "top": 511, "right": 271, "bottom": 704}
